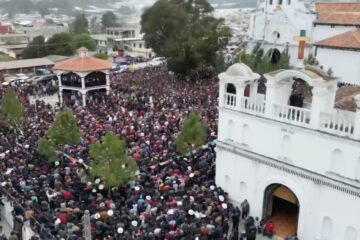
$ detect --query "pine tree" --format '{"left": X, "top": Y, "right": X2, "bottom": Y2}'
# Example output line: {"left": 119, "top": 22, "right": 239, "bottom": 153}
{"left": 175, "top": 112, "right": 207, "bottom": 156}
{"left": 89, "top": 132, "right": 138, "bottom": 188}
{"left": 37, "top": 108, "right": 81, "bottom": 161}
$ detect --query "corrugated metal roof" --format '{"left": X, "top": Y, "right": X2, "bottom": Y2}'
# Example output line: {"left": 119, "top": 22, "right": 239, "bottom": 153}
{"left": 0, "top": 58, "right": 54, "bottom": 71}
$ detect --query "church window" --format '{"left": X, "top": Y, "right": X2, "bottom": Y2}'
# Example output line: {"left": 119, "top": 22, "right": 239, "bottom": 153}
{"left": 269, "top": 0, "right": 273, "bottom": 5}
{"left": 239, "top": 181, "right": 247, "bottom": 198}
{"left": 225, "top": 175, "right": 231, "bottom": 193}
{"left": 345, "top": 226, "right": 358, "bottom": 240}
{"left": 331, "top": 25, "right": 335, "bottom": 28}
{"left": 227, "top": 120, "right": 234, "bottom": 141}
{"left": 288, "top": 0, "right": 291, "bottom": 5}
{"left": 226, "top": 83, "right": 236, "bottom": 94}
{"left": 321, "top": 217, "right": 333, "bottom": 240}
{"left": 241, "top": 124, "right": 250, "bottom": 146}
{"left": 355, "top": 158, "right": 360, "bottom": 181}
{"left": 278, "top": 0, "right": 283, "bottom": 5}
{"left": 281, "top": 135, "right": 291, "bottom": 159}
{"left": 331, "top": 149, "right": 343, "bottom": 174}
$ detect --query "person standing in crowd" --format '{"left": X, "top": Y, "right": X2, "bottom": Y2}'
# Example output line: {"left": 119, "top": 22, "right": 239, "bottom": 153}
{"left": 241, "top": 199, "right": 250, "bottom": 219}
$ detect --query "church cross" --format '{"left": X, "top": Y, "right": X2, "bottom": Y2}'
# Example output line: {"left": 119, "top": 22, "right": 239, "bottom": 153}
{"left": 293, "top": 30, "right": 310, "bottom": 60}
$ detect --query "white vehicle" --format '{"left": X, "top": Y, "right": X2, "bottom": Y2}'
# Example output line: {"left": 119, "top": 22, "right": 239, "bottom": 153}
{"left": 15, "top": 73, "right": 30, "bottom": 82}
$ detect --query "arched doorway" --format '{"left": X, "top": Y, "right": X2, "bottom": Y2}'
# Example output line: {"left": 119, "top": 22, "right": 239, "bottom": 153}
{"left": 263, "top": 184, "right": 299, "bottom": 237}
{"left": 268, "top": 48, "right": 281, "bottom": 64}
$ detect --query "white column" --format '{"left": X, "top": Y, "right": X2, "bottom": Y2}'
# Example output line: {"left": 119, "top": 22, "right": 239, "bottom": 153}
{"left": 82, "top": 92, "right": 87, "bottom": 107}
{"left": 106, "top": 74, "right": 110, "bottom": 87}
{"left": 59, "top": 87, "right": 63, "bottom": 105}
{"left": 235, "top": 82, "right": 246, "bottom": 109}
{"left": 310, "top": 86, "right": 328, "bottom": 129}
{"left": 264, "top": 79, "right": 279, "bottom": 118}
{"left": 352, "top": 95, "right": 360, "bottom": 140}
{"left": 81, "top": 77, "right": 85, "bottom": 89}
{"left": 219, "top": 82, "right": 226, "bottom": 108}
{"left": 57, "top": 74, "right": 62, "bottom": 87}
{"left": 249, "top": 81, "right": 258, "bottom": 100}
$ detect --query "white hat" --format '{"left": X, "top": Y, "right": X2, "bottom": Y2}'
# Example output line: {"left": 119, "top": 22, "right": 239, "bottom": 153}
{"left": 95, "top": 213, "right": 100, "bottom": 219}
{"left": 0, "top": 153, "right": 5, "bottom": 159}
{"left": 99, "top": 202, "right": 105, "bottom": 208}
{"left": 190, "top": 196, "right": 194, "bottom": 202}
{"left": 194, "top": 212, "right": 200, "bottom": 219}
{"left": 131, "top": 220, "right": 138, "bottom": 227}
{"left": 92, "top": 189, "right": 97, "bottom": 193}
{"left": 55, "top": 218, "right": 61, "bottom": 225}
{"left": 221, "top": 203, "right": 228, "bottom": 209}
{"left": 87, "top": 182, "right": 92, "bottom": 186}
{"left": 187, "top": 166, "right": 191, "bottom": 171}
{"left": 107, "top": 209, "right": 114, "bottom": 216}
{"left": 110, "top": 203, "right": 116, "bottom": 209}
{"left": 0, "top": 182, "right": 6, "bottom": 186}
{"left": 219, "top": 195, "right": 225, "bottom": 202}
{"left": 121, "top": 164, "right": 126, "bottom": 169}
{"left": 117, "top": 227, "right": 124, "bottom": 234}
{"left": 94, "top": 178, "right": 101, "bottom": 184}
{"left": 55, "top": 161, "right": 60, "bottom": 166}
{"left": 177, "top": 201, "right": 182, "bottom": 206}
{"left": 24, "top": 144, "right": 29, "bottom": 149}
{"left": 189, "top": 173, "right": 194, "bottom": 178}
{"left": 167, "top": 209, "right": 174, "bottom": 215}
{"left": 134, "top": 186, "right": 140, "bottom": 191}
{"left": 98, "top": 184, "right": 104, "bottom": 190}
{"left": 146, "top": 195, "right": 151, "bottom": 201}
{"left": 188, "top": 209, "right": 194, "bottom": 215}
{"left": 78, "top": 158, "right": 84, "bottom": 164}
{"left": 154, "top": 228, "right": 161, "bottom": 234}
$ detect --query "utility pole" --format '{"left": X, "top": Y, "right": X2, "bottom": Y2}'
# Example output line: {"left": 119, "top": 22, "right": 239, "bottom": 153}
{"left": 83, "top": 210, "right": 92, "bottom": 240}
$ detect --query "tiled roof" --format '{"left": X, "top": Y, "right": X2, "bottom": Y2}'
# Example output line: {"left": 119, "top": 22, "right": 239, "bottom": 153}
{"left": 313, "top": 30, "right": 360, "bottom": 50}
{"left": 53, "top": 56, "right": 112, "bottom": 72}
{"left": 335, "top": 86, "right": 360, "bottom": 112}
{"left": 315, "top": 2, "right": 360, "bottom": 25}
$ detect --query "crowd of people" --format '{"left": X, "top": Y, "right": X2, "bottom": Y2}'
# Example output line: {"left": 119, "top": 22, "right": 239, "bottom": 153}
{"left": 0, "top": 67, "right": 291, "bottom": 240}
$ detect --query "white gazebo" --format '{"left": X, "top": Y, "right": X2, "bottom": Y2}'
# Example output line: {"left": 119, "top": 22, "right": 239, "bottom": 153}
{"left": 53, "top": 47, "right": 112, "bottom": 106}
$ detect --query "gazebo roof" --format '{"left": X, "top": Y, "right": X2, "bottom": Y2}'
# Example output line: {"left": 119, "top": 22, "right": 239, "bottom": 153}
{"left": 218, "top": 63, "right": 260, "bottom": 82}
{"left": 53, "top": 55, "right": 112, "bottom": 72}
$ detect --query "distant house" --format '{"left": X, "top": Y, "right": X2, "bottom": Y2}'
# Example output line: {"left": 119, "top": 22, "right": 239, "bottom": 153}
{"left": 0, "top": 23, "right": 13, "bottom": 34}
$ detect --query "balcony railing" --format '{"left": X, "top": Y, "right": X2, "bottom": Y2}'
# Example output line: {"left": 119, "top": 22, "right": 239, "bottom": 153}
{"left": 320, "top": 111, "right": 355, "bottom": 137}
{"left": 240, "top": 97, "right": 265, "bottom": 115}
{"left": 225, "top": 93, "right": 236, "bottom": 108}
{"left": 223, "top": 94, "right": 359, "bottom": 140}
{"left": 274, "top": 103, "right": 311, "bottom": 126}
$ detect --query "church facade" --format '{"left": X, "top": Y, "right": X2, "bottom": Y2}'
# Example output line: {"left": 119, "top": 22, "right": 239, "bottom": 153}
{"left": 246, "top": 1, "right": 360, "bottom": 85}
{"left": 216, "top": 63, "right": 360, "bottom": 239}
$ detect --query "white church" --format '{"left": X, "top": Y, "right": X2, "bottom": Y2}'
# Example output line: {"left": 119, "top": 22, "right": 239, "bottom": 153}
{"left": 246, "top": 0, "right": 360, "bottom": 85}
{"left": 216, "top": 63, "right": 360, "bottom": 239}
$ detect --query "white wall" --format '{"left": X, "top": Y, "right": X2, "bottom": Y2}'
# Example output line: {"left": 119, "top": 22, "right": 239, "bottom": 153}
{"left": 218, "top": 108, "right": 360, "bottom": 181}
{"left": 216, "top": 145, "right": 360, "bottom": 240}
{"left": 312, "top": 25, "right": 357, "bottom": 43}
{"left": 315, "top": 47, "right": 360, "bottom": 85}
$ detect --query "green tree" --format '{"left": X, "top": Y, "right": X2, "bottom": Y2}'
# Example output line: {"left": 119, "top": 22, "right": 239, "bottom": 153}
{"left": 239, "top": 45, "right": 291, "bottom": 75}
{"left": 23, "top": 36, "right": 48, "bottom": 59}
{"left": 74, "top": 33, "right": 97, "bottom": 51}
{"left": 46, "top": 32, "right": 75, "bottom": 56}
{"left": 37, "top": 108, "right": 81, "bottom": 160}
{"left": 89, "top": 132, "right": 138, "bottom": 188}
{"left": 72, "top": 14, "right": 89, "bottom": 34}
{"left": 0, "top": 89, "right": 25, "bottom": 130}
{"left": 101, "top": 11, "right": 118, "bottom": 29}
{"left": 141, "top": 0, "right": 231, "bottom": 75}
{"left": 175, "top": 112, "right": 207, "bottom": 156}
{"left": 303, "top": 53, "right": 320, "bottom": 67}
{"left": 94, "top": 52, "right": 109, "bottom": 60}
